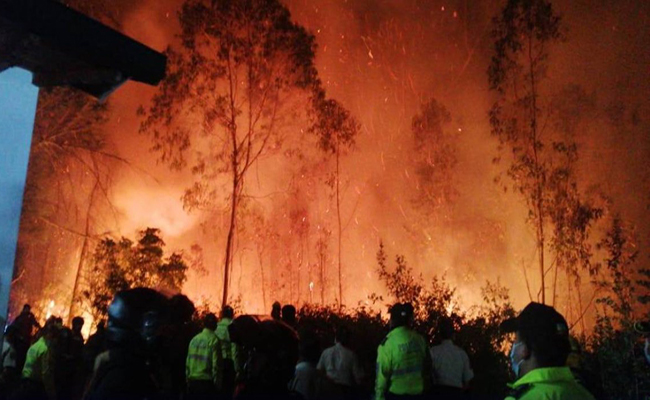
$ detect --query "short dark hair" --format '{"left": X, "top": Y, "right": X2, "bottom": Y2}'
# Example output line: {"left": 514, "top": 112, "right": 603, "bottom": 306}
{"left": 204, "top": 313, "right": 218, "bottom": 331}
{"left": 282, "top": 305, "right": 296, "bottom": 322}
{"left": 72, "top": 316, "right": 84, "bottom": 326}
{"left": 221, "top": 305, "right": 234, "bottom": 319}
{"left": 335, "top": 326, "right": 351, "bottom": 346}
{"left": 438, "top": 317, "right": 454, "bottom": 340}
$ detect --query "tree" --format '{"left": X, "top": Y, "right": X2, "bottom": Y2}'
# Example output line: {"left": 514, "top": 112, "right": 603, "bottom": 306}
{"left": 12, "top": 85, "right": 118, "bottom": 321}
{"left": 309, "top": 95, "right": 359, "bottom": 307}
{"left": 488, "top": 0, "right": 562, "bottom": 304}
{"left": 83, "top": 228, "right": 188, "bottom": 319}
{"left": 139, "top": 0, "right": 324, "bottom": 307}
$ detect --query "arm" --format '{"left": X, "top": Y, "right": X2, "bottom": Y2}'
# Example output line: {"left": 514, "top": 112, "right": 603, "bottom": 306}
{"left": 42, "top": 348, "right": 56, "bottom": 400}
{"left": 461, "top": 351, "right": 474, "bottom": 390}
{"left": 352, "top": 353, "right": 365, "bottom": 386}
{"left": 375, "top": 344, "right": 390, "bottom": 400}
{"left": 212, "top": 338, "right": 223, "bottom": 390}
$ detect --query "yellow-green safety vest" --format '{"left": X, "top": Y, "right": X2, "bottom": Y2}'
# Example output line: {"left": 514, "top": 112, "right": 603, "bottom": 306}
{"left": 375, "top": 326, "right": 429, "bottom": 400}
{"left": 22, "top": 337, "right": 56, "bottom": 399}
{"left": 505, "top": 366, "right": 595, "bottom": 399}
{"left": 186, "top": 328, "right": 223, "bottom": 388}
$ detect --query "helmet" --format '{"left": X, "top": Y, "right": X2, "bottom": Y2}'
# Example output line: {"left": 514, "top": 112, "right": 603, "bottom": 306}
{"left": 106, "top": 287, "right": 168, "bottom": 350}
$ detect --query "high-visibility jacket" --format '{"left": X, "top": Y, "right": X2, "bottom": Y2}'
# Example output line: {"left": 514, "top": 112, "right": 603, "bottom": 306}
{"left": 215, "top": 318, "right": 242, "bottom": 377}
{"left": 22, "top": 337, "right": 56, "bottom": 399}
{"left": 505, "top": 367, "right": 595, "bottom": 399}
{"left": 186, "top": 328, "right": 222, "bottom": 388}
{"left": 375, "top": 326, "right": 430, "bottom": 400}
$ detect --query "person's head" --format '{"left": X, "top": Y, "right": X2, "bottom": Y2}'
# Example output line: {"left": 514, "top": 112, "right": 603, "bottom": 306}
{"left": 22, "top": 304, "right": 31, "bottom": 314}
{"left": 43, "top": 317, "right": 60, "bottom": 342}
{"left": 4, "top": 325, "right": 17, "bottom": 344}
{"left": 281, "top": 304, "right": 296, "bottom": 325}
{"left": 438, "top": 317, "right": 455, "bottom": 341}
{"left": 501, "top": 302, "right": 570, "bottom": 379}
{"left": 335, "top": 325, "right": 351, "bottom": 347}
{"left": 298, "top": 328, "right": 321, "bottom": 365}
{"left": 72, "top": 316, "right": 84, "bottom": 333}
{"left": 204, "top": 313, "right": 218, "bottom": 331}
{"left": 389, "top": 303, "right": 408, "bottom": 329}
{"left": 106, "top": 287, "right": 169, "bottom": 353}
{"left": 221, "top": 305, "right": 234, "bottom": 320}
{"left": 96, "top": 320, "right": 106, "bottom": 333}
{"left": 271, "top": 302, "right": 281, "bottom": 319}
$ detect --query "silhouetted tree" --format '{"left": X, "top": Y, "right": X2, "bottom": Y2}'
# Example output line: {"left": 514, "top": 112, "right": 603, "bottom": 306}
{"left": 488, "top": 0, "right": 562, "bottom": 304}
{"left": 310, "top": 95, "right": 359, "bottom": 307}
{"left": 139, "top": 0, "right": 325, "bottom": 307}
{"left": 83, "top": 228, "right": 188, "bottom": 319}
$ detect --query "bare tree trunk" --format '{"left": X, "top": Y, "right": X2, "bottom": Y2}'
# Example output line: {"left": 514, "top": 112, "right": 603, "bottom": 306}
{"left": 222, "top": 177, "right": 238, "bottom": 307}
{"left": 68, "top": 178, "right": 100, "bottom": 323}
{"left": 257, "top": 247, "right": 267, "bottom": 312}
{"left": 528, "top": 30, "right": 545, "bottom": 304}
{"left": 336, "top": 147, "right": 343, "bottom": 308}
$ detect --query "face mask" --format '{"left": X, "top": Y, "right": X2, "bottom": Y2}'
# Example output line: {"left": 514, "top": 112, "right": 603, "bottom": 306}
{"left": 509, "top": 341, "right": 524, "bottom": 378}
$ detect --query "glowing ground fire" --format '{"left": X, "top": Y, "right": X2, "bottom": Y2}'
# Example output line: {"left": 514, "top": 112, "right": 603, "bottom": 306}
{"left": 8, "top": 0, "right": 650, "bottom": 335}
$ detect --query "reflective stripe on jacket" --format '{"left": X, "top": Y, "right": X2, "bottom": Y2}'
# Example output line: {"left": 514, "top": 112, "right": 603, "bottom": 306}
{"left": 375, "top": 326, "right": 429, "bottom": 400}
{"left": 186, "top": 328, "right": 222, "bottom": 388}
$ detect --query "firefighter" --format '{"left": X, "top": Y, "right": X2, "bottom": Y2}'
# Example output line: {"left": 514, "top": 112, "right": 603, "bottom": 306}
{"left": 186, "top": 313, "right": 222, "bottom": 399}
{"left": 375, "top": 303, "right": 430, "bottom": 400}
{"left": 16, "top": 318, "right": 58, "bottom": 400}
{"left": 501, "top": 302, "right": 594, "bottom": 399}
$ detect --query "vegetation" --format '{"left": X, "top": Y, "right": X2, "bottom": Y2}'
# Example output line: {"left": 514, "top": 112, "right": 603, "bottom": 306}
{"left": 82, "top": 228, "right": 189, "bottom": 321}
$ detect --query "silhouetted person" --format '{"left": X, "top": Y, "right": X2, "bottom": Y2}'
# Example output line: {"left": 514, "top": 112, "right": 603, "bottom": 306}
{"left": 0, "top": 326, "right": 20, "bottom": 400}
{"left": 83, "top": 322, "right": 106, "bottom": 376}
{"left": 217, "top": 305, "right": 242, "bottom": 398}
{"left": 289, "top": 329, "right": 326, "bottom": 400}
{"left": 281, "top": 305, "right": 297, "bottom": 329}
{"left": 12, "top": 318, "right": 59, "bottom": 400}
{"left": 429, "top": 317, "right": 472, "bottom": 398}
{"left": 317, "top": 326, "right": 364, "bottom": 399}
{"left": 84, "top": 288, "right": 169, "bottom": 400}
{"left": 166, "top": 294, "right": 198, "bottom": 398}
{"left": 271, "top": 302, "right": 282, "bottom": 320}
{"left": 501, "top": 302, "right": 594, "bottom": 399}
{"left": 229, "top": 315, "right": 299, "bottom": 400}
{"left": 10, "top": 305, "right": 40, "bottom": 370}
{"left": 186, "top": 313, "right": 222, "bottom": 400}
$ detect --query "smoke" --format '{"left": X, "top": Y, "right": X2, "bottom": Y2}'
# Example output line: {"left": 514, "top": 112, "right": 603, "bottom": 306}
{"left": 14, "top": 0, "right": 650, "bottom": 324}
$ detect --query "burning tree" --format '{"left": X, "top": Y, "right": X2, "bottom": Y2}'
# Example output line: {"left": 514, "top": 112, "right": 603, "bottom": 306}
{"left": 139, "top": 0, "right": 331, "bottom": 306}
{"left": 309, "top": 95, "right": 359, "bottom": 307}
{"left": 488, "top": 0, "right": 562, "bottom": 304}
{"left": 489, "top": 1, "right": 607, "bottom": 312}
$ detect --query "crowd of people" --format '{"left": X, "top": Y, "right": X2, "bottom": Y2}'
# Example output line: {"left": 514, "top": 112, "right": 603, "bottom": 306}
{"left": 0, "top": 289, "right": 648, "bottom": 400}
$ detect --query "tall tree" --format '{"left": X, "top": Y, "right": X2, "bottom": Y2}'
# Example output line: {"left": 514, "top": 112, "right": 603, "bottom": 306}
{"left": 140, "top": 0, "right": 324, "bottom": 306}
{"left": 488, "top": 0, "right": 562, "bottom": 304}
{"left": 309, "top": 95, "right": 359, "bottom": 307}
